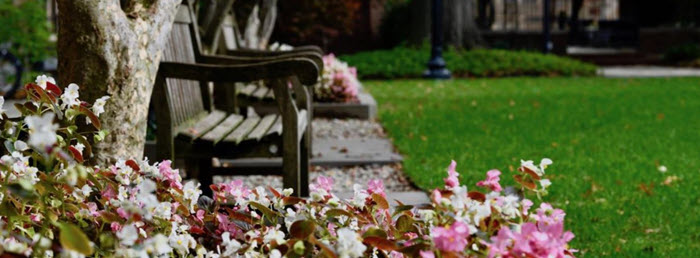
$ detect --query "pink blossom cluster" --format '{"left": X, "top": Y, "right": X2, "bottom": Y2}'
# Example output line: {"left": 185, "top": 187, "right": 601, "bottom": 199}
{"left": 315, "top": 54, "right": 360, "bottom": 103}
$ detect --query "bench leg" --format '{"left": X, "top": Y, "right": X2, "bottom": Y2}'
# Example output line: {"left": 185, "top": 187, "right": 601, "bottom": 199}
{"left": 198, "top": 158, "right": 213, "bottom": 197}
{"left": 299, "top": 123, "right": 311, "bottom": 197}
{"left": 282, "top": 133, "right": 301, "bottom": 197}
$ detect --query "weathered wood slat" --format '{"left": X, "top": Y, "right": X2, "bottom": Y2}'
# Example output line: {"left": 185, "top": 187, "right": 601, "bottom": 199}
{"left": 267, "top": 115, "right": 282, "bottom": 136}
{"left": 224, "top": 116, "right": 260, "bottom": 143}
{"left": 200, "top": 113, "right": 244, "bottom": 143}
{"left": 252, "top": 86, "right": 269, "bottom": 99}
{"left": 238, "top": 84, "right": 257, "bottom": 96}
{"left": 265, "top": 88, "right": 275, "bottom": 99}
{"left": 246, "top": 114, "right": 277, "bottom": 140}
{"left": 179, "top": 110, "right": 227, "bottom": 141}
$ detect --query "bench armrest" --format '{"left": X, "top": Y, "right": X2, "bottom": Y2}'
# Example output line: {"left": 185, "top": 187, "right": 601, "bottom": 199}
{"left": 158, "top": 57, "right": 319, "bottom": 86}
{"left": 227, "top": 45, "right": 323, "bottom": 57}
{"left": 198, "top": 51, "right": 323, "bottom": 73}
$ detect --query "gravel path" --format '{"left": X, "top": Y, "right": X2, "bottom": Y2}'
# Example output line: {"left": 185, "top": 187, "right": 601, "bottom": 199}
{"left": 215, "top": 118, "right": 418, "bottom": 193}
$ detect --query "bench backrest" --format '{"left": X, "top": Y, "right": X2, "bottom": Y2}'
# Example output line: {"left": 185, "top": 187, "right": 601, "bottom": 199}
{"left": 160, "top": 2, "right": 207, "bottom": 130}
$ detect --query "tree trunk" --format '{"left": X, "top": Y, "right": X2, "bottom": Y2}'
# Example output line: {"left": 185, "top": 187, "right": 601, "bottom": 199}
{"left": 407, "top": 0, "right": 482, "bottom": 49}
{"left": 231, "top": 0, "right": 277, "bottom": 50}
{"left": 56, "top": 0, "right": 181, "bottom": 164}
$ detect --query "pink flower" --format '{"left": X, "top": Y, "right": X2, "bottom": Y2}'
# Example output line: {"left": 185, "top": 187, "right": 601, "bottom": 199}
{"left": 110, "top": 222, "right": 122, "bottom": 232}
{"left": 389, "top": 251, "right": 404, "bottom": 258}
{"left": 86, "top": 202, "right": 100, "bottom": 216}
{"left": 419, "top": 250, "right": 436, "bottom": 258}
{"left": 487, "top": 222, "right": 574, "bottom": 258}
{"left": 101, "top": 184, "right": 117, "bottom": 200}
{"left": 431, "top": 189, "right": 442, "bottom": 204}
{"left": 310, "top": 176, "right": 334, "bottom": 193}
{"left": 367, "top": 179, "right": 386, "bottom": 197}
{"left": 522, "top": 199, "right": 534, "bottom": 215}
{"left": 476, "top": 169, "right": 503, "bottom": 192}
{"left": 430, "top": 221, "right": 470, "bottom": 252}
{"left": 444, "top": 160, "right": 460, "bottom": 188}
{"left": 116, "top": 207, "right": 129, "bottom": 219}
{"left": 534, "top": 203, "right": 566, "bottom": 226}
{"left": 30, "top": 214, "right": 42, "bottom": 222}
{"left": 195, "top": 209, "right": 205, "bottom": 223}
{"left": 159, "top": 160, "right": 182, "bottom": 190}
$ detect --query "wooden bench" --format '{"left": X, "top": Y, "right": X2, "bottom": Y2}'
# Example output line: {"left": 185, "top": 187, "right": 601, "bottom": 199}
{"left": 153, "top": 1, "right": 320, "bottom": 197}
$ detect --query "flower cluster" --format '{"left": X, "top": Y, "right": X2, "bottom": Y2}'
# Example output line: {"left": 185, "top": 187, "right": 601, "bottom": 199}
{"left": 314, "top": 54, "right": 360, "bottom": 103}
{"left": 0, "top": 76, "right": 574, "bottom": 257}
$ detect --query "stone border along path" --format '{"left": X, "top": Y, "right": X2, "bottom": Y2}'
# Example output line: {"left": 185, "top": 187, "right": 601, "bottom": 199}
{"left": 600, "top": 66, "right": 700, "bottom": 78}
{"left": 216, "top": 118, "right": 430, "bottom": 206}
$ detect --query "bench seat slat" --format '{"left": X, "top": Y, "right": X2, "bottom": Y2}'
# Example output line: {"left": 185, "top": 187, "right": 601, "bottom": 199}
{"left": 224, "top": 116, "right": 260, "bottom": 143}
{"left": 238, "top": 84, "right": 257, "bottom": 96}
{"left": 178, "top": 110, "right": 227, "bottom": 141}
{"left": 246, "top": 114, "right": 278, "bottom": 140}
{"left": 200, "top": 114, "right": 244, "bottom": 144}
{"left": 252, "top": 86, "right": 269, "bottom": 99}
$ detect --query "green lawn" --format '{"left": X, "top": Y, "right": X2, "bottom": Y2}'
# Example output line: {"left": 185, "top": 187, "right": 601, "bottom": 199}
{"left": 365, "top": 77, "right": 700, "bottom": 256}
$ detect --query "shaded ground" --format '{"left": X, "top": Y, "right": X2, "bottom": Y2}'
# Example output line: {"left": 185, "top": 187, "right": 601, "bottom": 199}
{"left": 366, "top": 77, "right": 700, "bottom": 256}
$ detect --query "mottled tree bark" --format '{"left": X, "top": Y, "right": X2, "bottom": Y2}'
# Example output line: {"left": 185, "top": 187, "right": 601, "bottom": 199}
{"left": 56, "top": 0, "right": 181, "bottom": 164}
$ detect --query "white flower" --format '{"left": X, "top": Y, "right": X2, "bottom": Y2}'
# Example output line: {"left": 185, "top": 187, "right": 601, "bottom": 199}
{"left": 60, "top": 83, "right": 80, "bottom": 109}
{"left": 269, "top": 249, "right": 282, "bottom": 258}
{"left": 220, "top": 232, "right": 241, "bottom": 257}
{"left": 116, "top": 224, "right": 139, "bottom": 246}
{"left": 350, "top": 184, "right": 368, "bottom": 208}
{"left": 658, "top": 165, "right": 667, "bottom": 173}
{"left": 0, "top": 96, "right": 5, "bottom": 119}
{"left": 183, "top": 181, "right": 201, "bottom": 212}
{"left": 14, "top": 140, "right": 28, "bottom": 151}
{"left": 521, "top": 159, "right": 544, "bottom": 176}
{"left": 72, "top": 184, "right": 92, "bottom": 201}
{"left": 169, "top": 232, "right": 196, "bottom": 256}
{"left": 500, "top": 195, "right": 520, "bottom": 219}
{"left": 114, "top": 159, "right": 135, "bottom": 185}
{"left": 73, "top": 143, "right": 85, "bottom": 155}
{"left": 153, "top": 202, "right": 172, "bottom": 220}
{"left": 25, "top": 113, "right": 58, "bottom": 149}
{"left": 336, "top": 228, "right": 366, "bottom": 258}
{"left": 93, "top": 96, "right": 110, "bottom": 117}
{"left": 35, "top": 75, "right": 56, "bottom": 89}
{"left": 263, "top": 228, "right": 286, "bottom": 245}
{"left": 143, "top": 234, "right": 172, "bottom": 256}
{"left": 540, "top": 179, "right": 552, "bottom": 189}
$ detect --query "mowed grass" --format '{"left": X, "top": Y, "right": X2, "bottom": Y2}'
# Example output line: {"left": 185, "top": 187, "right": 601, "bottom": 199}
{"left": 365, "top": 77, "right": 700, "bottom": 256}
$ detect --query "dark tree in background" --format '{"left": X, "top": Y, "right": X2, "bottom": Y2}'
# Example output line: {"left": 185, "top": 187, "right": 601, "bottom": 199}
{"left": 384, "top": 0, "right": 482, "bottom": 49}
{"left": 272, "top": 0, "right": 362, "bottom": 50}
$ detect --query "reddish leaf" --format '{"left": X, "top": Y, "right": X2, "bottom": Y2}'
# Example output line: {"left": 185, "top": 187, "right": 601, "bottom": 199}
{"left": 45, "top": 81, "right": 62, "bottom": 97}
{"left": 363, "top": 236, "right": 398, "bottom": 251}
{"left": 362, "top": 227, "right": 388, "bottom": 239}
{"left": 79, "top": 106, "right": 101, "bottom": 129}
{"left": 518, "top": 166, "right": 541, "bottom": 180}
{"left": 67, "top": 146, "right": 84, "bottom": 163}
{"left": 325, "top": 209, "right": 353, "bottom": 218}
{"left": 125, "top": 160, "right": 140, "bottom": 172}
{"left": 289, "top": 220, "right": 315, "bottom": 239}
{"left": 282, "top": 196, "right": 304, "bottom": 206}
{"left": 309, "top": 236, "right": 338, "bottom": 258}
{"left": 513, "top": 175, "right": 537, "bottom": 190}
{"left": 398, "top": 243, "right": 430, "bottom": 257}
{"left": 268, "top": 186, "right": 281, "bottom": 198}
{"left": 372, "top": 193, "right": 389, "bottom": 210}
{"left": 468, "top": 191, "right": 486, "bottom": 202}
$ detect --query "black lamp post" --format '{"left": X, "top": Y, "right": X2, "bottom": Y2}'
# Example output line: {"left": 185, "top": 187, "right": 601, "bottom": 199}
{"left": 424, "top": 0, "right": 451, "bottom": 79}
{"left": 542, "top": 0, "right": 552, "bottom": 53}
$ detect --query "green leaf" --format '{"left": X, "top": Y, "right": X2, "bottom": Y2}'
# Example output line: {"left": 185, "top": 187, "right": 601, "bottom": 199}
{"left": 326, "top": 208, "right": 353, "bottom": 218}
{"left": 58, "top": 222, "right": 94, "bottom": 255}
{"left": 362, "top": 227, "right": 388, "bottom": 239}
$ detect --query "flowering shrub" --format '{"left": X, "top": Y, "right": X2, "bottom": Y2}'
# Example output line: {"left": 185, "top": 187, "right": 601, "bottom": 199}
{"left": 315, "top": 54, "right": 360, "bottom": 103}
{"left": 0, "top": 75, "right": 574, "bottom": 257}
